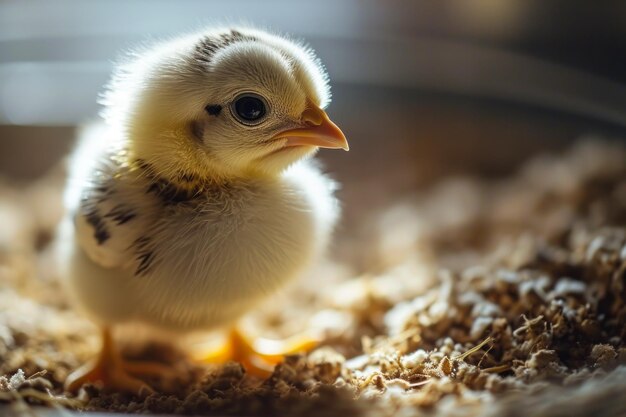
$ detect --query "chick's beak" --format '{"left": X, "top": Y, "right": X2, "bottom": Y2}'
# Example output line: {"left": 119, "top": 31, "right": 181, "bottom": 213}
{"left": 273, "top": 100, "right": 349, "bottom": 151}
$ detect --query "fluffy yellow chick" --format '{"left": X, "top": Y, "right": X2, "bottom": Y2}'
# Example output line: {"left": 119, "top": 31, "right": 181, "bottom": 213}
{"left": 55, "top": 27, "right": 348, "bottom": 393}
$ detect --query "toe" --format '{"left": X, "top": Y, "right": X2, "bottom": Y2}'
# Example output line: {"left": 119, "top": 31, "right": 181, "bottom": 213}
{"left": 108, "top": 367, "right": 155, "bottom": 396}
{"left": 65, "top": 360, "right": 104, "bottom": 392}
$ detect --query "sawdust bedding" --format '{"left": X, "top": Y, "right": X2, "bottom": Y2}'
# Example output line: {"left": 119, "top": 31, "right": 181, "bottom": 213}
{"left": 0, "top": 139, "right": 625, "bottom": 416}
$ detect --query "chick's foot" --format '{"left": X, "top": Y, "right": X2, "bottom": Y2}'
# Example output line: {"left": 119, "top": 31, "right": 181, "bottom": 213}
{"left": 193, "top": 327, "right": 321, "bottom": 378}
{"left": 65, "top": 328, "right": 164, "bottom": 396}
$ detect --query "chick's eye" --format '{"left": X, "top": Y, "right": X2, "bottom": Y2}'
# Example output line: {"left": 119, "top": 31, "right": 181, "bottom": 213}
{"left": 231, "top": 93, "right": 268, "bottom": 125}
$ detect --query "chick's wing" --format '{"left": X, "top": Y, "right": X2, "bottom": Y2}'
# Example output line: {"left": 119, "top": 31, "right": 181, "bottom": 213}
{"left": 67, "top": 125, "right": 153, "bottom": 271}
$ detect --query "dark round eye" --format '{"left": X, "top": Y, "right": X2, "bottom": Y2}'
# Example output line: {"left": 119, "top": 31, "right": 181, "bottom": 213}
{"left": 231, "top": 93, "right": 268, "bottom": 125}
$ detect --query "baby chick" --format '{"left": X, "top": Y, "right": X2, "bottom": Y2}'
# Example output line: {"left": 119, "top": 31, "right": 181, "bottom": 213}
{"left": 55, "top": 27, "right": 348, "bottom": 393}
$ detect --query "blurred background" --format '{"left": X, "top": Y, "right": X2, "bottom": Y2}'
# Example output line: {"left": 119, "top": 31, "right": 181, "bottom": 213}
{"left": 1, "top": 0, "right": 626, "bottom": 261}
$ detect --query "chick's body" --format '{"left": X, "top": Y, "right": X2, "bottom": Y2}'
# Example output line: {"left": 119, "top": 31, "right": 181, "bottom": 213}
{"left": 58, "top": 141, "right": 337, "bottom": 331}
{"left": 55, "top": 27, "right": 348, "bottom": 388}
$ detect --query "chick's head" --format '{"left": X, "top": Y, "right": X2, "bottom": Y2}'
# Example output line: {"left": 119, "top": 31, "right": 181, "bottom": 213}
{"left": 103, "top": 28, "right": 348, "bottom": 180}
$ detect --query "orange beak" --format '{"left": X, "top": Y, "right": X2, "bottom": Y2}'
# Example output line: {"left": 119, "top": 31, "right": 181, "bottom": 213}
{"left": 272, "top": 100, "right": 349, "bottom": 151}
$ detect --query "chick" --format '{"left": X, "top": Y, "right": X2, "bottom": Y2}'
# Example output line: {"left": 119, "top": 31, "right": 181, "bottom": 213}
{"left": 55, "top": 27, "right": 348, "bottom": 393}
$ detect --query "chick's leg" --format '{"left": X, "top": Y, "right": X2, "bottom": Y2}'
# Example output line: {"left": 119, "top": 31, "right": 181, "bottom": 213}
{"left": 194, "top": 327, "right": 320, "bottom": 378}
{"left": 65, "top": 328, "right": 155, "bottom": 395}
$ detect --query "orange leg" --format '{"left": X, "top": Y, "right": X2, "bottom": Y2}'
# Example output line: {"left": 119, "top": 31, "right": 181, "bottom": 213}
{"left": 192, "top": 327, "right": 320, "bottom": 378}
{"left": 65, "top": 328, "right": 173, "bottom": 395}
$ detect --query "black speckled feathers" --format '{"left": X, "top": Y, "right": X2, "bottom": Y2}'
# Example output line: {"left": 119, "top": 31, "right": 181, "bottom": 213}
{"left": 194, "top": 29, "right": 257, "bottom": 65}
{"left": 136, "top": 159, "right": 201, "bottom": 205}
{"left": 77, "top": 155, "right": 210, "bottom": 277}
